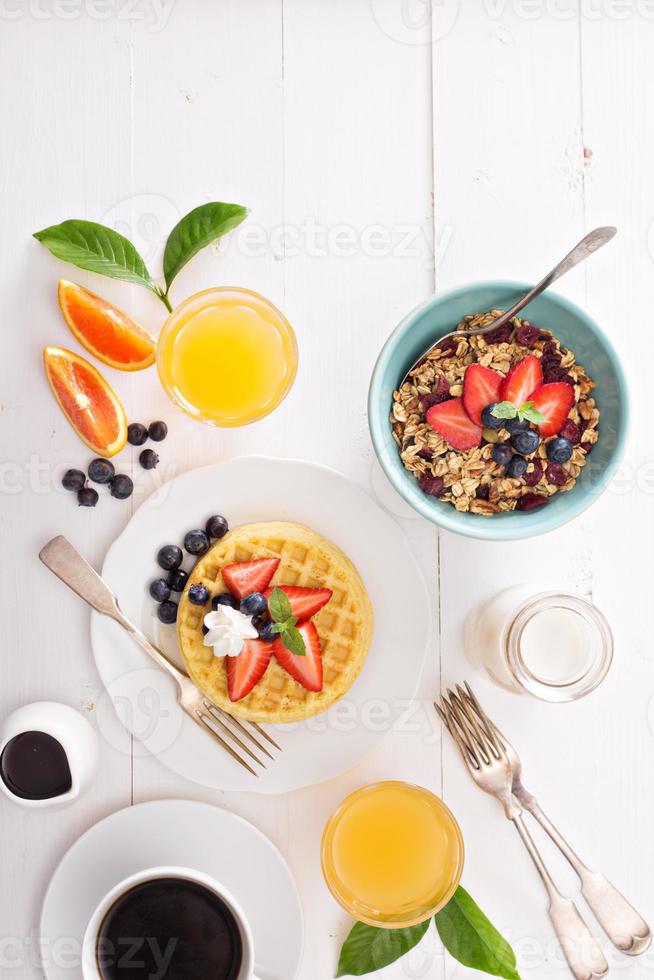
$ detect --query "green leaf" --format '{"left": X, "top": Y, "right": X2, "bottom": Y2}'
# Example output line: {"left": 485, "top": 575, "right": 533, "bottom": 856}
{"left": 33, "top": 219, "right": 155, "bottom": 292}
{"left": 280, "top": 625, "right": 306, "bottom": 656}
{"left": 336, "top": 920, "right": 430, "bottom": 977}
{"left": 268, "top": 587, "right": 293, "bottom": 624}
{"left": 490, "top": 401, "right": 518, "bottom": 420}
{"left": 163, "top": 201, "right": 249, "bottom": 291}
{"left": 517, "top": 401, "right": 549, "bottom": 425}
{"left": 435, "top": 887, "right": 520, "bottom": 979}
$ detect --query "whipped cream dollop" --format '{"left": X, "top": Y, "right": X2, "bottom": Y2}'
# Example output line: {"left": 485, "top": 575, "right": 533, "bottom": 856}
{"left": 203, "top": 606, "right": 258, "bottom": 657}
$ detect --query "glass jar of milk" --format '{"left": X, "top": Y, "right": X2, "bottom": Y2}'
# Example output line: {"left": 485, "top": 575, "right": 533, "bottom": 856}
{"left": 465, "top": 587, "right": 613, "bottom": 701}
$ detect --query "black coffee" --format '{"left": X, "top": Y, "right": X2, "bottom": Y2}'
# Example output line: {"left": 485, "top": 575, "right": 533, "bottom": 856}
{"left": 0, "top": 731, "right": 72, "bottom": 800}
{"left": 97, "top": 877, "right": 243, "bottom": 980}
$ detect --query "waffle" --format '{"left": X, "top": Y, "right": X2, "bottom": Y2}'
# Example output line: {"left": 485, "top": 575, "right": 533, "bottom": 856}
{"left": 177, "top": 522, "right": 374, "bottom": 723}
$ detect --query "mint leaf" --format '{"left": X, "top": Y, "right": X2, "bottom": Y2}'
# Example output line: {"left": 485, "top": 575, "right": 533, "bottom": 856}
{"left": 517, "top": 401, "right": 548, "bottom": 425}
{"left": 280, "top": 624, "right": 306, "bottom": 656}
{"left": 33, "top": 219, "right": 156, "bottom": 294}
{"left": 270, "top": 622, "right": 284, "bottom": 635}
{"left": 268, "top": 587, "right": 293, "bottom": 624}
{"left": 490, "top": 401, "right": 518, "bottom": 420}
{"left": 435, "top": 887, "right": 520, "bottom": 979}
{"left": 336, "top": 920, "right": 430, "bottom": 977}
{"left": 163, "top": 201, "right": 249, "bottom": 292}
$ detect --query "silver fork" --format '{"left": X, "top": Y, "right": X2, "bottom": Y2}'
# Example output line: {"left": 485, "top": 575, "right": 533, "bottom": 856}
{"left": 436, "top": 688, "right": 609, "bottom": 980}
{"left": 460, "top": 683, "right": 651, "bottom": 956}
{"left": 39, "top": 535, "right": 280, "bottom": 777}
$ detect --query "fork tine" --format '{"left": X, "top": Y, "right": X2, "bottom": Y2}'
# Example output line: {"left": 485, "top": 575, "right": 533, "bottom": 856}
{"left": 203, "top": 704, "right": 275, "bottom": 760}
{"left": 447, "top": 689, "right": 495, "bottom": 764}
{"left": 199, "top": 706, "right": 267, "bottom": 768}
{"left": 460, "top": 682, "right": 506, "bottom": 755}
{"left": 191, "top": 710, "right": 258, "bottom": 777}
{"left": 435, "top": 697, "right": 481, "bottom": 770}
{"left": 248, "top": 721, "right": 282, "bottom": 752}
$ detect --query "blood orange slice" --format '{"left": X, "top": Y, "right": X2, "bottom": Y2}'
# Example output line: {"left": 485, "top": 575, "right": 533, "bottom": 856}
{"left": 44, "top": 346, "right": 128, "bottom": 456}
{"left": 57, "top": 280, "right": 156, "bottom": 371}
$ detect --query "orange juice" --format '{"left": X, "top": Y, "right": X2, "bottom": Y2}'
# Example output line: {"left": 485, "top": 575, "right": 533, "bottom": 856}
{"left": 321, "top": 781, "right": 464, "bottom": 928}
{"left": 157, "top": 287, "right": 297, "bottom": 426}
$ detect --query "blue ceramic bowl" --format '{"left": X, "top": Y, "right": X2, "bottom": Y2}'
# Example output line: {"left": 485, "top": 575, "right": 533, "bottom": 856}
{"left": 369, "top": 282, "right": 628, "bottom": 540}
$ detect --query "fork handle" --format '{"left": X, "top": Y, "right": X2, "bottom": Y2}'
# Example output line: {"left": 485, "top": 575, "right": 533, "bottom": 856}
{"left": 511, "top": 814, "right": 609, "bottom": 980}
{"left": 520, "top": 795, "right": 651, "bottom": 956}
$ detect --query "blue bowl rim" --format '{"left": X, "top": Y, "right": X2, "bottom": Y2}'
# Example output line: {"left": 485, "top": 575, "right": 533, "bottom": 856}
{"left": 368, "top": 280, "right": 629, "bottom": 541}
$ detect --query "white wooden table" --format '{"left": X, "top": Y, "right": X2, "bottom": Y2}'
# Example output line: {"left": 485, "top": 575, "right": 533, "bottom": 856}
{"left": 1, "top": 3, "right": 653, "bottom": 978}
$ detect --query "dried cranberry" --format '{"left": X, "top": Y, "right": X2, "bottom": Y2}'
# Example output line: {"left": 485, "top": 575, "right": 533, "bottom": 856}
{"left": 475, "top": 483, "right": 490, "bottom": 500}
{"left": 434, "top": 336, "right": 457, "bottom": 353}
{"left": 419, "top": 474, "right": 444, "bottom": 497}
{"left": 515, "top": 324, "right": 545, "bottom": 348}
{"left": 543, "top": 367, "right": 568, "bottom": 383}
{"left": 581, "top": 440, "right": 594, "bottom": 454}
{"left": 420, "top": 374, "right": 451, "bottom": 411}
{"left": 560, "top": 420, "right": 580, "bottom": 443}
{"left": 542, "top": 340, "right": 559, "bottom": 355}
{"left": 524, "top": 460, "right": 544, "bottom": 487}
{"left": 541, "top": 353, "right": 562, "bottom": 372}
{"left": 517, "top": 493, "right": 550, "bottom": 511}
{"left": 483, "top": 324, "right": 512, "bottom": 345}
{"left": 417, "top": 449, "right": 433, "bottom": 461}
{"left": 546, "top": 462, "right": 568, "bottom": 486}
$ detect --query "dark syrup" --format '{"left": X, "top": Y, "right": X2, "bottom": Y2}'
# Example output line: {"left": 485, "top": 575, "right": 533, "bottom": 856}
{"left": 97, "top": 877, "right": 243, "bottom": 980}
{"left": 0, "top": 731, "right": 72, "bottom": 800}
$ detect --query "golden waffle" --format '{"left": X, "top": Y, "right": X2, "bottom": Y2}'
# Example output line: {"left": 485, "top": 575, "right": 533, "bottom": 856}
{"left": 177, "top": 522, "right": 374, "bottom": 723}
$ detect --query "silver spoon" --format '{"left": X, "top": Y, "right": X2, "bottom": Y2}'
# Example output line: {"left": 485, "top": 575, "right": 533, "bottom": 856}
{"left": 400, "top": 226, "right": 616, "bottom": 386}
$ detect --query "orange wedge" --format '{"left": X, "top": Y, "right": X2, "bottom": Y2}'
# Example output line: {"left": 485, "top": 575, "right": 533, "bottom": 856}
{"left": 57, "top": 280, "right": 156, "bottom": 371}
{"left": 44, "top": 346, "right": 128, "bottom": 457}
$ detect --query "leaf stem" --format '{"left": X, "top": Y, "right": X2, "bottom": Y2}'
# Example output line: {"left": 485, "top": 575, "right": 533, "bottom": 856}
{"left": 157, "top": 289, "right": 173, "bottom": 313}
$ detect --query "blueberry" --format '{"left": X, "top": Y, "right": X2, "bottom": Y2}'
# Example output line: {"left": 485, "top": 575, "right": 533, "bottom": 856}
{"left": 184, "top": 529, "right": 210, "bottom": 556}
{"left": 506, "top": 456, "right": 528, "bottom": 478}
{"left": 167, "top": 568, "right": 189, "bottom": 592}
{"left": 62, "top": 468, "right": 86, "bottom": 492}
{"left": 258, "top": 620, "right": 277, "bottom": 643}
{"left": 88, "top": 458, "right": 115, "bottom": 484}
{"left": 140, "top": 449, "right": 159, "bottom": 470}
{"left": 148, "top": 420, "right": 168, "bottom": 442}
{"left": 188, "top": 583, "right": 210, "bottom": 606}
{"left": 127, "top": 422, "right": 149, "bottom": 446}
{"left": 504, "top": 417, "right": 529, "bottom": 434}
{"left": 206, "top": 515, "right": 229, "bottom": 539}
{"left": 202, "top": 624, "right": 209, "bottom": 636}
{"left": 149, "top": 578, "right": 171, "bottom": 602}
{"left": 212, "top": 593, "right": 237, "bottom": 610}
{"left": 492, "top": 443, "right": 513, "bottom": 466}
{"left": 77, "top": 487, "right": 99, "bottom": 507}
{"left": 547, "top": 437, "right": 574, "bottom": 464}
{"left": 481, "top": 404, "right": 504, "bottom": 430}
{"left": 157, "top": 544, "right": 183, "bottom": 571}
{"left": 511, "top": 429, "right": 540, "bottom": 456}
{"left": 110, "top": 474, "right": 134, "bottom": 499}
{"left": 240, "top": 592, "right": 268, "bottom": 617}
{"left": 157, "top": 601, "right": 178, "bottom": 625}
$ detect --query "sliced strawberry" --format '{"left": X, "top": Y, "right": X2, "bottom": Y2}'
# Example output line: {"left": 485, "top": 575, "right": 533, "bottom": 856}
{"left": 500, "top": 354, "right": 543, "bottom": 407}
{"left": 462, "top": 364, "right": 504, "bottom": 425}
{"left": 226, "top": 639, "right": 273, "bottom": 702}
{"left": 425, "top": 398, "right": 482, "bottom": 451}
{"left": 263, "top": 585, "right": 332, "bottom": 620}
{"left": 273, "top": 621, "right": 323, "bottom": 692}
{"left": 221, "top": 557, "right": 280, "bottom": 600}
{"left": 529, "top": 383, "right": 576, "bottom": 437}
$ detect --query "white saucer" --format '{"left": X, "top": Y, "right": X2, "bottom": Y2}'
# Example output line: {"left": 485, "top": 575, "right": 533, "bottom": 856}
{"left": 40, "top": 799, "right": 303, "bottom": 980}
{"left": 92, "top": 456, "right": 432, "bottom": 793}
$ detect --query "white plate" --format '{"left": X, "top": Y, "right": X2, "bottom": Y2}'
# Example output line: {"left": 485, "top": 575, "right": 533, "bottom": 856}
{"left": 92, "top": 456, "right": 432, "bottom": 793}
{"left": 40, "top": 799, "right": 303, "bottom": 980}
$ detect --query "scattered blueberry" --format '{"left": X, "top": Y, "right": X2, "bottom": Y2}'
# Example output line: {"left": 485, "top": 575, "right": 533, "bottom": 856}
{"left": 546, "top": 437, "right": 573, "bottom": 464}
{"left": 140, "top": 449, "right": 159, "bottom": 470}
{"left": 188, "top": 583, "right": 210, "bottom": 606}
{"left": 258, "top": 620, "right": 277, "bottom": 643}
{"left": 167, "top": 568, "right": 189, "bottom": 592}
{"left": 157, "top": 544, "right": 183, "bottom": 571}
{"left": 240, "top": 592, "right": 268, "bottom": 617}
{"left": 511, "top": 429, "right": 540, "bottom": 456}
{"left": 212, "top": 593, "right": 237, "bottom": 610}
{"left": 504, "top": 417, "right": 529, "bottom": 435}
{"left": 149, "top": 578, "right": 171, "bottom": 602}
{"left": 77, "top": 487, "right": 99, "bottom": 507}
{"left": 251, "top": 613, "right": 267, "bottom": 632}
{"left": 157, "top": 601, "right": 178, "bottom": 624}
{"left": 110, "top": 474, "right": 134, "bottom": 499}
{"left": 184, "top": 529, "right": 210, "bottom": 556}
{"left": 88, "top": 458, "right": 115, "bottom": 484}
{"left": 206, "top": 515, "right": 229, "bottom": 539}
{"left": 506, "top": 456, "right": 528, "bottom": 478}
{"left": 62, "top": 468, "right": 86, "bottom": 492}
{"left": 481, "top": 404, "right": 504, "bottom": 430}
{"left": 127, "top": 422, "right": 149, "bottom": 446}
{"left": 148, "top": 420, "right": 168, "bottom": 442}
{"left": 492, "top": 443, "right": 513, "bottom": 466}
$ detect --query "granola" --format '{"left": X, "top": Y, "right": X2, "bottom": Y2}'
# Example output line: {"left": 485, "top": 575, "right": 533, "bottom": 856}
{"left": 391, "top": 311, "right": 599, "bottom": 515}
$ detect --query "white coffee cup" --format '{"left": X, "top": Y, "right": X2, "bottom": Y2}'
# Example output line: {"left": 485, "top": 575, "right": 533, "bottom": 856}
{"left": 81, "top": 865, "right": 261, "bottom": 980}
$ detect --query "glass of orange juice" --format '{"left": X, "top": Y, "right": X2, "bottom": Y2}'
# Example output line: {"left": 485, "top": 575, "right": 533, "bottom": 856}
{"left": 321, "top": 781, "right": 464, "bottom": 928}
{"left": 157, "top": 286, "right": 298, "bottom": 427}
